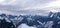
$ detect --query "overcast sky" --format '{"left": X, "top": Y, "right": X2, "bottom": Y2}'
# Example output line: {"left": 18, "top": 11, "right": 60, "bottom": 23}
{"left": 0, "top": 0, "right": 60, "bottom": 16}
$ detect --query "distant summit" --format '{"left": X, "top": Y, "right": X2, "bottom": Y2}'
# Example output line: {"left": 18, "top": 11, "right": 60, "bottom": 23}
{"left": 48, "top": 11, "right": 60, "bottom": 19}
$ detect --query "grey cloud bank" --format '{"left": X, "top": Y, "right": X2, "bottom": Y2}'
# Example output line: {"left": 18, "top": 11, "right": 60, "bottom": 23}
{"left": 0, "top": 0, "right": 59, "bottom": 16}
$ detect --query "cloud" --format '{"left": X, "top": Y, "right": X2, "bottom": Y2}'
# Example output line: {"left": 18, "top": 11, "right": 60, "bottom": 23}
{"left": 19, "top": 0, "right": 55, "bottom": 10}
{"left": 0, "top": 0, "right": 58, "bottom": 16}
{"left": 42, "top": 0, "right": 60, "bottom": 13}
{"left": 0, "top": 0, "right": 54, "bottom": 10}
{"left": 26, "top": 0, "right": 55, "bottom": 9}
{"left": 0, "top": 0, "right": 55, "bottom": 9}
{"left": 0, "top": 0, "right": 5, "bottom": 3}
{"left": 46, "top": 0, "right": 60, "bottom": 7}
{"left": 0, "top": 0, "right": 16, "bottom": 5}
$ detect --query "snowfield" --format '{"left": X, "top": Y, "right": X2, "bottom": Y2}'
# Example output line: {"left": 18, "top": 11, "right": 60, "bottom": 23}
{"left": 18, "top": 24, "right": 37, "bottom": 28}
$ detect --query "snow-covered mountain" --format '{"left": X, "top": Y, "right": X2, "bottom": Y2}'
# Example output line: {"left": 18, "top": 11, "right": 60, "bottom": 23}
{"left": 0, "top": 12, "right": 60, "bottom": 28}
